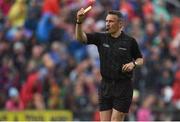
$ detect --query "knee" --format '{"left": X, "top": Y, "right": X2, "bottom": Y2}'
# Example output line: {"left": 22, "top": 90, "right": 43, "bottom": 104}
{"left": 111, "top": 113, "right": 125, "bottom": 121}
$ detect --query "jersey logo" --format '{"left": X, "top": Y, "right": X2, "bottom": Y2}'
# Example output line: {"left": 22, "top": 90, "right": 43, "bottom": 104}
{"left": 118, "top": 47, "right": 127, "bottom": 50}
{"left": 103, "top": 43, "right": 110, "bottom": 48}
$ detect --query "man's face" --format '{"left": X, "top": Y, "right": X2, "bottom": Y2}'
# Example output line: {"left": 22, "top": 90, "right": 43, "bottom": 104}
{"left": 105, "top": 14, "right": 122, "bottom": 34}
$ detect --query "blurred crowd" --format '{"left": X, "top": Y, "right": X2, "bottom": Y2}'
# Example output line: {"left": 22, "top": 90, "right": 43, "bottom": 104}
{"left": 0, "top": 0, "right": 180, "bottom": 121}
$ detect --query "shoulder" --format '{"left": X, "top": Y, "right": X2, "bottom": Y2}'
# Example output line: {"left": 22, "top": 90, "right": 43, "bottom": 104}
{"left": 122, "top": 32, "right": 137, "bottom": 44}
{"left": 123, "top": 32, "right": 135, "bottom": 41}
{"left": 95, "top": 32, "right": 107, "bottom": 36}
{"left": 86, "top": 32, "right": 107, "bottom": 39}
{"left": 87, "top": 32, "right": 107, "bottom": 36}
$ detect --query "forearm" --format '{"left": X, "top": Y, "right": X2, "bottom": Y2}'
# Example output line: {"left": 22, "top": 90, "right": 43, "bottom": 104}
{"left": 76, "top": 7, "right": 92, "bottom": 43}
{"left": 75, "top": 23, "right": 87, "bottom": 43}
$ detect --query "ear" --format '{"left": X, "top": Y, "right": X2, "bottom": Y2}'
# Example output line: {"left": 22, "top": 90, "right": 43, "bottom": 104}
{"left": 119, "top": 21, "right": 123, "bottom": 27}
{"left": 119, "top": 21, "right": 124, "bottom": 30}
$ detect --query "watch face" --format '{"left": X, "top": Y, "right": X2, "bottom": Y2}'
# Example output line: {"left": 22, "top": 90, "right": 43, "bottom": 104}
{"left": 135, "top": 61, "right": 138, "bottom": 66}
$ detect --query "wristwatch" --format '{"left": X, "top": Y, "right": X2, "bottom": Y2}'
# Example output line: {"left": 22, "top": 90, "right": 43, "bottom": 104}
{"left": 76, "top": 20, "right": 82, "bottom": 24}
{"left": 133, "top": 61, "right": 137, "bottom": 68}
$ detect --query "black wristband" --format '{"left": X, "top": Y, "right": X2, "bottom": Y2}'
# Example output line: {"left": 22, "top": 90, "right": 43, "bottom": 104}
{"left": 76, "top": 20, "right": 82, "bottom": 24}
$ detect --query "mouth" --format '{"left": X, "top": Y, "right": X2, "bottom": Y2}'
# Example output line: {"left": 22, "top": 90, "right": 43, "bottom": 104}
{"left": 106, "top": 27, "right": 110, "bottom": 31}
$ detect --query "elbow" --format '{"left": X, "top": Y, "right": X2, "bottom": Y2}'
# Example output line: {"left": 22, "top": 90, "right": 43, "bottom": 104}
{"left": 75, "top": 34, "right": 79, "bottom": 41}
{"left": 75, "top": 35, "right": 81, "bottom": 42}
{"left": 76, "top": 35, "right": 86, "bottom": 43}
{"left": 76, "top": 36, "right": 83, "bottom": 42}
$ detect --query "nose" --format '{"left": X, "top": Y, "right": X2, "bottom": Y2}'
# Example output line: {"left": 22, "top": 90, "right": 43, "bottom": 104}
{"left": 106, "top": 21, "right": 110, "bottom": 25}
{"left": 106, "top": 22, "right": 109, "bottom": 28}
{"left": 106, "top": 20, "right": 110, "bottom": 30}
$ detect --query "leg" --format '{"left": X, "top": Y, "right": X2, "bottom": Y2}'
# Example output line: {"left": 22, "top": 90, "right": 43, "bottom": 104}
{"left": 100, "top": 109, "right": 112, "bottom": 121}
{"left": 111, "top": 108, "right": 126, "bottom": 121}
{"left": 98, "top": 81, "right": 113, "bottom": 121}
{"left": 111, "top": 82, "right": 133, "bottom": 121}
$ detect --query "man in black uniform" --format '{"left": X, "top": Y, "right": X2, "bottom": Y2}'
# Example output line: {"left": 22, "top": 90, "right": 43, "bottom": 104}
{"left": 75, "top": 9, "right": 144, "bottom": 121}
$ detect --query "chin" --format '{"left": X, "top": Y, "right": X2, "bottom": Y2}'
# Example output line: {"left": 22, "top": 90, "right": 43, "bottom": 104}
{"left": 108, "top": 30, "right": 112, "bottom": 33}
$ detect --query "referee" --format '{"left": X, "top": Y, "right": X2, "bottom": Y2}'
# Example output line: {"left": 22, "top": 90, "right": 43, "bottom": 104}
{"left": 75, "top": 9, "right": 144, "bottom": 121}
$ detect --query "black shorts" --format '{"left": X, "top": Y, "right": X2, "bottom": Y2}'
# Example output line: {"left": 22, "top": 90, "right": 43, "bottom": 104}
{"left": 98, "top": 79, "right": 133, "bottom": 113}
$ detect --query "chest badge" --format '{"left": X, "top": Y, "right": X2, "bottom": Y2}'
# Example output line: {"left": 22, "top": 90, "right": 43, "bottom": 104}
{"left": 118, "top": 47, "right": 127, "bottom": 50}
{"left": 103, "top": 43, "right": 110, "bottom": 48}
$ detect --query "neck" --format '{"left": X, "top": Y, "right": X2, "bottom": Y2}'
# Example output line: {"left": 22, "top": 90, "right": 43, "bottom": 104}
{"left": 111, "top": 29, "right": 122, "bottom": 38}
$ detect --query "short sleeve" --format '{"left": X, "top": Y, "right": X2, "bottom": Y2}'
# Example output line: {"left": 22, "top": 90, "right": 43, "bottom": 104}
{"left": 86, "top": 32, "right": 101, "bottom": 46}
{"left": 131, "top": 38, "right": 143, "bottom": 59}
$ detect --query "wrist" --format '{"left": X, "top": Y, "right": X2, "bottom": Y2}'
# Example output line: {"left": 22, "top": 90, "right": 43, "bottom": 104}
{"left": 132, "top": 61, "right": 137, "bottom": 68}
{"left": 76, "top": 20, "right": 82, "bottom": 24}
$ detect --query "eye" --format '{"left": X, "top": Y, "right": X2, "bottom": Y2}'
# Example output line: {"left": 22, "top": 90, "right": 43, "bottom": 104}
{"left": 106, "top": 20, "right": 114, "bottom": 23}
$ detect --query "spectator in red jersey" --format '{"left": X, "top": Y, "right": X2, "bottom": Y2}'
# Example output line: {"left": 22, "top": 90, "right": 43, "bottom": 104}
{"left": 20, "top": 71, "right": 43, "bottom": 109}
{"left": 142, "top": 0, "right": 154, "bottom": 18}
{"left": 0, "top": 0, "right": 13, "bottom": 16}
{"left": 42, "top": 0, "right": 60, "bottom": 15}
{"left": 170, "top": 16, "right": 180, "bottom": 38}
{"left": 172, "top": 69, "right": 180, "bottom": 108}
{"left": 119, "top": 0, "right": 135, "bottom": 21}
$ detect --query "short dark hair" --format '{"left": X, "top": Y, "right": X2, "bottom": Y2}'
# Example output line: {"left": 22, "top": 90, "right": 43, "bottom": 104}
{"left": 108, "top": 10, "right": 123, "bottom": 21}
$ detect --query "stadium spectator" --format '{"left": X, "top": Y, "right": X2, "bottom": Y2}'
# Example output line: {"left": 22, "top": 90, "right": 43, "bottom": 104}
{"left": 5, "top": 87, "right": 24, "bottom": 111}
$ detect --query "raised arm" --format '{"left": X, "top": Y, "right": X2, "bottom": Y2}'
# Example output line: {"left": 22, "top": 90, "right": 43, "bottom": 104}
{"left": 75, "top": 8, "right": 89, "bottom": 43}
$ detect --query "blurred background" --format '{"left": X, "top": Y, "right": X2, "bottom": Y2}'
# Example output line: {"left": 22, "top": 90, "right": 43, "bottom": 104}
{"left": 0, "top": 0, "right": 180, "bottom": 121}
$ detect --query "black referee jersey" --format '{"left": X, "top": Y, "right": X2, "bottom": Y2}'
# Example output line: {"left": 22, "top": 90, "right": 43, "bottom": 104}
{"left": 86, "top": 31, "right": 142, "bottom": 82}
